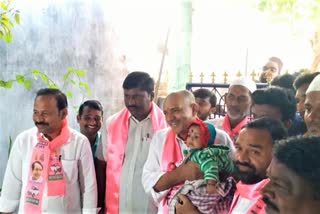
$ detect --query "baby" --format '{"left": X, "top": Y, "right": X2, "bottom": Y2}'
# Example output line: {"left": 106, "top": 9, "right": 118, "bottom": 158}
{"left": 169, "top": 117, "right": 234, "bottom": 214}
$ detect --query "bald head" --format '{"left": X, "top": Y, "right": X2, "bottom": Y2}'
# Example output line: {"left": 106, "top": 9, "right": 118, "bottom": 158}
{"left": 163, "top": 90, "right": 197, "bottom": 138}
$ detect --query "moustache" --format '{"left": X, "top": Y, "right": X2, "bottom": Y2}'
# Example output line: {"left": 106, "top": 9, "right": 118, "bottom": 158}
{"left": 234, "top": 161, "right": 256, "bottom": 170}
{"left": 262, "top": 196, "right": 279, "bottom": 212}
{"left": 35, "top": 122, "right": 49, "bottom": 126}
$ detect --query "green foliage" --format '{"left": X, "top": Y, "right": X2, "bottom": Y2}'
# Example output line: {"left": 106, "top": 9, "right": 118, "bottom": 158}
{"left": 0, "top": 1, "right": 92, "bottom": 103}
{"left": 258, "top": 0, "right": 320, "bottom": 23}
{"left": 0, "top": 0, "right": 20, "bottom": 43}
{"left": 0, "top": 68, "right": 92, "bottom": 100}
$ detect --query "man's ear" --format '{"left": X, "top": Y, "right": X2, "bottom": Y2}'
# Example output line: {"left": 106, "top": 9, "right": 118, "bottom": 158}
{"left": 76, "top": 115, "right": 81, "bottom": 123}
{"left": 210, "top": 106, "right": 217, "bottom": 114}
{"left": 192, "top": 102, "right": 199, "bottom": 116}
{"left": 283, "top": 119, "right": 292, "bottom": 130}
{"left": 60, "top": 108, "right": 68, "bottom": 119}
{"left": 150, "top": 91, "right": 155, "bottom": 101}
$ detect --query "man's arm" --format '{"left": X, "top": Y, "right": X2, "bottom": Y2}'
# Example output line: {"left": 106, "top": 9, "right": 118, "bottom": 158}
{"left": 153, "top": 161, "right": 203, "bottom": 192}
{"left": 95, "top": 158, "right": 106, "bottom": 212}
{"left": 78, "top": 138, "right": 98, "bottom": 213}
{"left": 0, "top": 135, "right": 23, "bottom": 213}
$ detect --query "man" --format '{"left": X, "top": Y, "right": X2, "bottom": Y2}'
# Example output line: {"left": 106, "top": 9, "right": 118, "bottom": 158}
{"left": 259, "top": 57, "right": 283, "bottom": 83}
{"left": 251, "top": 86, "right": 297, "bottom": 135}
{"left": 95, "top": 71, "right": 166, "bottom": 214}
{"left": 270, "top": 74, "right": 307, "bottom": 136}
{"left": 0, "top": 88, "right": 97, "bottom": 213}
{"left": 211, "top": 77, "right": 256, "bottom": 142}
{"left": 261, "top": 135, "right": 320, "bottom": 214}
{"left": 142, "top": 90, "right": 235, "bottom": 214}
{"left": 293, "top": 71, "right": 320, "bottom": 118}
{"left": 193, "top": 88, "right": 217, "bottom": 121}
{"left": 77, "top": 100, "right": 103, "bottom": 157}
{"left": 174, "top": 117, "right": 287, "bottom": 214}
{"left": 304, "top": 74, "right": 320, "bottom": 135}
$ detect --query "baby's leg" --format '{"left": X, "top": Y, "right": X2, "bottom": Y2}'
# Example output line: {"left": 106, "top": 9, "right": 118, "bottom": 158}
{"left": 206, "top": 179, "right": 217, "bottom": 193}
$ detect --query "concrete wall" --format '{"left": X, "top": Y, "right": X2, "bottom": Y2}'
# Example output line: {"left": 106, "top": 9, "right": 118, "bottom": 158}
{"left": 0, "top": 0, "right": 127, "bottom": 187}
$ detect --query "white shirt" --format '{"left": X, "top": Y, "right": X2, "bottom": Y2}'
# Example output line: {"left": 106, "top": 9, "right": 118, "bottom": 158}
{"left": 142, "top": 127, "right": 234, "bottom": 214}
{"left": 96, "top": 114, "right": 158, "bottom": 214}
{"left": 0, "top": 127, "right": 97, "bottom": 214}
{"left": 230, "top": 197, "right": 255, "bottom": 214}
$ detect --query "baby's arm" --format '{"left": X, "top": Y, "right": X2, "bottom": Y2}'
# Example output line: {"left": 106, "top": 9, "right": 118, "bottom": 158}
{"left": 206, "top": 179, "right": 217, "bottom": 193}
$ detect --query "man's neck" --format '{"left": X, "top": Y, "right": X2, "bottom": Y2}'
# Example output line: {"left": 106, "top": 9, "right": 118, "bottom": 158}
{"left": 87, "top": 133, "right": 98, "bottom": 146}
{"left": 229, "top": 116, "right": 246, "bottom": 129}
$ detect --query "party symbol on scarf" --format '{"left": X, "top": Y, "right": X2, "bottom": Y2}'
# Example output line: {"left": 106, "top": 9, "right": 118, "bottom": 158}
{"left": 50, "top": 163, "right": 62, "bottom": 174}
{"left": 27, "top": 186, "right": 40, "bottom": 198}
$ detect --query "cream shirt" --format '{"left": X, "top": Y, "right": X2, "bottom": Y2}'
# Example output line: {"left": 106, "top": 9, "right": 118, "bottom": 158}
{"left": 0, "top": 127, "right": 97, "bottom": 214}
{"left": 142, "top": 127, "right": 235, "bottom": 214}
{"left": 96, "top": 114, "right": 158, "bottom": 214}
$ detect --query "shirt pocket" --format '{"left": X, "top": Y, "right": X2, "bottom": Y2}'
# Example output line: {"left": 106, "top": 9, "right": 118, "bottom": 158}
{"left": 61, "top": 160, "right": 78, "bottom": 184}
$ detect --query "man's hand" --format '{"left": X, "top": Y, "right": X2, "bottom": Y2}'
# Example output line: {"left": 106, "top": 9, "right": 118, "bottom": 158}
{"left": 153, "top": 161, "right": 203, "bottom": 192}
{"left": 175, "top": 194, "right": 200, "bottom": 214}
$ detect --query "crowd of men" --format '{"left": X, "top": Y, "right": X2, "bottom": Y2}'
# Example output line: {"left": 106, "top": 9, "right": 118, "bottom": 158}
{"left": 0, "top": 68, "right": 320, "bottom": 214}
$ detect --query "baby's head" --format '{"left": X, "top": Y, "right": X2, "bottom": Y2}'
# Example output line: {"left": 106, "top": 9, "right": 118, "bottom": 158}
{"left": 185, "top": 118, "right": 216, "bottom": 149}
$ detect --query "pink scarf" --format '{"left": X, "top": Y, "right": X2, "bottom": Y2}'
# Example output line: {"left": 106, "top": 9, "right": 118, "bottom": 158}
{"left": 161, "top": 128, "right": 183, "bottom": 214}
{"left": 24, "top": 119, "right": 69, "bottom": 214}
{"left": 228, "top": 179, "right": 268, "bottom": 214}
{"left": 105, "top": 102, "right": 166, "bottom": 214}
{"left": 222, "top": 115, "right": 249, "bottom": 142}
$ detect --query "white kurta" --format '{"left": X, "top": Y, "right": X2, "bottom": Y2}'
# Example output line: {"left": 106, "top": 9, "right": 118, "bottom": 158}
{"left": 96, "top": 114, "right": 158, "bottom": 214}
{"left": 0, "top": 127, "right": 97, "bottom": 214}
{"left": 142, "top": 127, "right": 234, "bottom": 214}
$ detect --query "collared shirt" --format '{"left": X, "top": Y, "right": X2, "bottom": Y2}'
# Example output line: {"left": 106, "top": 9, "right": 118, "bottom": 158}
{"left": 96, "top": 114, "right": 158, "bottom": 214}
{"left": 210, "top": 116, "right": 249, "bottom": 142}
{"left": 0, "top": 127, "right": 97, "bottom": 214}
{"left": 142, "top": 127, "right": 235, "bottom": 214}
{"left": 91, "top": 131, "right": 101, "bottom": 157}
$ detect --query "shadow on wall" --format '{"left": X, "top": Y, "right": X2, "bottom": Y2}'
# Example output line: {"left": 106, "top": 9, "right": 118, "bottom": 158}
{"left": 0, "top": 0, "right": 127, "bottom": 187}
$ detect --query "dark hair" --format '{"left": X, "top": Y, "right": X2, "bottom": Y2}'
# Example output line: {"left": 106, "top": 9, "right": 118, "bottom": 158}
{"left": 273, "top": 135, "right": 320, "bottom": 200}
{"left": 270, "top": 74, "right": 295, "bottom": 93}
{"left": 78, "top": 100, "right": 103, "bottom": 116}
{"left": 293, "top": 72, "right": 320, "bottom": 90}
{"left": 32, "top": 161, "right": 43, "bottom": 170}
{"left": 36, "top": 88, "right": 68, "bottom": 111}
{"left": 122, "top": 71, "right": 155, "bottom": 94}
{"left": 193, "top": 88, "right": 217, "bottom": 107}
{"left": 243, "top": 117, "right": 288, "bottom": 143}
{"left": 269, "top": 56, "right": 283, "bottom": 72}
{"left": 252, "top": 86, "right": 296, "bottom": 122}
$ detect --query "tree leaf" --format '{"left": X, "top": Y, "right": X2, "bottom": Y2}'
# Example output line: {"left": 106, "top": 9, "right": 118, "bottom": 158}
{"left": 75, "top": 69, "right": 85, "bottom": 76}
{"left": 23, "top": 80, "right": 32, "bottom": 89}
{"left": 14, "top": 13, "right": 20, "bottom": 25}
{"left": 15, "top": 74, "right": 25, "bottom": 84}
{"left": 0, "top": 80, "right": 6, "bottom": 87}
{"left": 31, "top": 69, "right": 40, "bottom": 75}
{"left": 67, "top": 67, "right": 73, "bottom": 73}
{"left": 0, "top": 2, "right": 7, "bottom": 10}
{"left": 65, "top": 90, "right": 73, "bottom": 98}
{"left": 2, "top": 32, "right": 12, "bottom": 43}
{"left": 79, "top": 81, "right": 89, "bottom": 90}
{"left": 48, "top": 83, "right": 58, "bottom": 88}
{"left": 69, "top": 79, "right": 76, "bottom": 85}
{"left": 4, "top": 80, "right": 13, "bottom": 88}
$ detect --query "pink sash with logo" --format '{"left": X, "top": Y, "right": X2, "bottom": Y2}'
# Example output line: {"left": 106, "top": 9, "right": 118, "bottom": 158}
{"left": 222, "top": 115, "right": 248, "bottom": 142}
{"left": 160, "top": 128, "right": 183, "bottom": 214}
{"left": 105, "top": 102, "right": 166, "bottom": 214}
{"left": 228, "top": 179, "right": 268, "bottom": 214}
{"left": 24, "top": 119, "right": 69, "bottom": 214}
